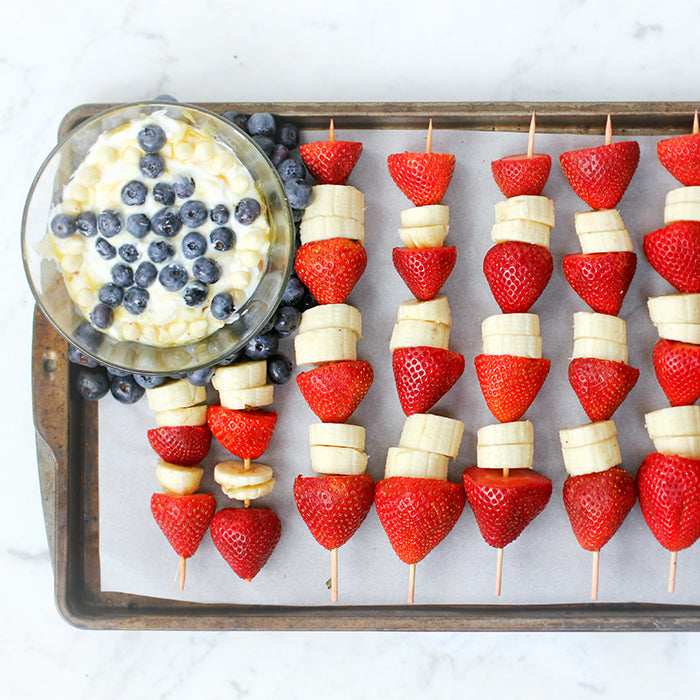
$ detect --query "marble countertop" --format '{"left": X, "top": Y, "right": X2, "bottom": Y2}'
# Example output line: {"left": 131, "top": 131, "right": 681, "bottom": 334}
{"left": 5, "top": 0, "right": 700, "bottom": 696}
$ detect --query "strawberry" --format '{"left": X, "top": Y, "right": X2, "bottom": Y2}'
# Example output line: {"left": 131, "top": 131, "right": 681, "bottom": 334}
{"left": 294, "top": 237, "right": 367, "bottom": 304}
{"left": 293, "top": 474, "right": 374, "bottom": 550}
{"left": 483, "top": 241, "right": 553, "bottom": 313}
{"left": 392, "top": 246, "right": 457, "bottom": 301}
{"left": 206, "top": 405, "right": 277, "bottom": 459}
{"left": 387, "top": 151, "right": 456, "bottom": 206}
{"left": 462, "top": 467, "right": 551, "bottom": 548}
{"left": 559, "top": 140, "right": 640, "bottom": 209}
{"left": 657, "top": 133, "right": 700, "bottom": 186}
{"left": 568, "top": 357, "right": 640, "bottom": 422}
{"left": 643, "top": 221, "right": 700, "bottom": 293}
{"left": 374, "top": 477, "right": 465, "bottom": 564}
{"left": 491, "top": 153, "right": 552, "bottom": 198}
{"left": 299, "top": 139, "right": 363, "bottom": 185}
{"left": 637, "top": 452, "right": 700, "bottom": 552}
{"left": 562, "top": 251, "right": 637, "bottom": 316}
{"left": 563, "top": 467, "right": 636, "bottom": 551}
{"left": 392, "top": 346, "right": 465, "bottom": 416}
{"left": 209, "top": 506, "right": 282, "bottom": 581}
{"left": 474, "top": 354, "right": 550, "bottom": 423}
{"left": 147, "top": 424, "right": 212, "bottom": 466}
{"left": 150, "top": 492, "right": 216, "bottom": 559}
{"left": 296, "top": 360, "right": 373, "bottom": 423}
{"left": 652, "top": 338, "right": 700, "bottom": 406}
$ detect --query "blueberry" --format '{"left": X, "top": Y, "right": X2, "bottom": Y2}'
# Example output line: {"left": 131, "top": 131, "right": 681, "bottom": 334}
{"left": 247, "top": 112, "right": 276, "bottom": 138}
{"left": 123, "top": 286, "right": 149, "bottom": 315}
{"left": 210, "top": 292, "right": 235, "bottom": 320}
{"left": 192, "top": 257, "right": 221, "bottom": 284}
{"left": 151, "top": 207, "right": 182, "bottom": 237}
{"left": 120, "top": 180, "right": 147, "bottom": 206}
{"left": 221, "top": 111, "right": 249, "bottom": 131}
{"left": 217, "top": 351, "right": 241, "bottom": 366}
{"left": 281, "top": 275, "right": 305, "bottom": 307}
{"left": 111, "top": 263, "right": 134, "bottom": 288}
{"left": 276, "top": 122, "right": 299, "bottom": 149}
{"left": 277, "top": 157, "right": 305, "bottom": 181}
{"left": 159, "top": 263, "right": 188, "bottom": 291}
{"left": 76, "top": 366, "right": 110, "bottom": 400}
{"left": 285, "top": 178, "right": 313, "bottom": 209}
{"left": 178, "top": 231, "right": 205, "bottom": 260}
{"left": 209, "top": 226, "right": 235, "bottom": 252}
{"left": 67, "top": 344, "right": 98, "bottom": 368}
{"left": 148, "top": 240, "right": 174, "bottom": 264}
{"left": 154, "top": 94, "right": 178, "bottom": 103}
{"left": 134, "top": 261, "right": 158, "bottom": 288}
{"left": 179, "top": 200, "right": 208, "bottom": 228}
{"left": 74, "top": 321, "right": 104, "bottom": 352}
{"left": 106, "top": 366, "right": 132, "bottom": 377}
{"left": 209, "top": 204, "right": 230, "bottom": 225}
{"left": 126, "top": 213, "right": 151, "bottom": 238}
{"left": 137, "top": 124, "right": 167, "bottom": 153}
{"left": 50, "top": 213, "right": 77, "bottom": 238}
{"left": 153, "top": 181, "right": 175, "bottom": 206}
{"left": 183, "top": 280, "right": 208, "bottom": 307}
{"left": 245, "top": 330, "right": 279, "bottom": 360}
{"left": 139, "top": 153, "right": 165, "bottom": 179}
{"left": 252, "top": 135, "right": 275, "bottom": 157}
{"left": 110, "top": 374, "right": 145, "bottom": 404}
{"left": 95, "top": 238, "right": 117, "bottom": 260}
{"left": 234, "top": 198, "right": 262, "bottom": 225}
{"left": 186, "top": 366, "right": 215, "bottom": 386}
{"left": 172, "top": 175, "right": 195, "bottom": 199}
{"left": 299, "top": 287, "right": 319, "bottom": 311}
{"left": 274, "top": 305, "right": 301, "bottom": 336}
{"left": 76, "top": 211, "right": 97, "bottom": 237}
{"left": 270, "top": 144, "right": 289, "bottom": 167}
{"left": 267, "top": 353, "right": 292, "bottom": 385}
{"left": 97, "top": 209, "right": 122, "bottom": 237}
{"left": 119, "top": 243, "right": 140, "bottom": 263}
{"left": 98, "top": 283, "right": 124, "bottom": 308}
{"left": 133, "top": 373, "right": 165, "bottom": 389}
{"left": 90, "top": 303, "right": 113, "bottom": 329}
{"left": 292, "top": 207, "right": 304, "bottom": 223}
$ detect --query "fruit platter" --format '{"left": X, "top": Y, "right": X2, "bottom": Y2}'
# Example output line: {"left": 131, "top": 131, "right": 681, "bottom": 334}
{"left": 30, "top": 101, "right": 700, "bottom": 630}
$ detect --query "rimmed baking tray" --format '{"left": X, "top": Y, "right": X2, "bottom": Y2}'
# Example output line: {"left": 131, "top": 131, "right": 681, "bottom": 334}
{"left": 33, "top": 101, "right": 700, "bottom": 630}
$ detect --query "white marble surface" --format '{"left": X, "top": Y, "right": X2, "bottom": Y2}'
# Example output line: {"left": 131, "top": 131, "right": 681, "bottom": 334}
{"left": 5, "top": 0, "right": 700, "bottom": 697}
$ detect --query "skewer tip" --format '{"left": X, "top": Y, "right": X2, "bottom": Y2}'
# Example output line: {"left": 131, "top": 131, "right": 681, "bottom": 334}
{"left": 604, "top": 114, "right": 613, "bottom": 146}
{"left": 329, "top": 119, "right": 335, "bottom": 142}
{"left": 408, "top": 563, "right": 416, "bottom": 603}
{"left": 693, "top": 110, "right": 699, "bottom": 135}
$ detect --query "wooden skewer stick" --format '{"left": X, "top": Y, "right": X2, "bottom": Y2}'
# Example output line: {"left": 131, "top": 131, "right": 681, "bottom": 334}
{"left": 693, "top": 110, "right": 699, "bottom": 135}
{"left": 668, "top": 551, "right": 678, "bottom": 593}
{"left": 329, "top": 118, "right": 335, "bottom": 142}
{"left": 331, "top": 548, "right": 339, "bottom": 602}
{"left": 495, "top": 548, "right": 504, "bottom": 596}
{"left": 591, "top": 550, "right": 600, "bottom": 601}
{"left": 176, "top": 556, "right": 186, "bottom": 592}
{"left": 527, "top": 111, "right": 536, "bottom": 158}
{"left": 243, "top": 458, "right": 251, "bottom": 508}
{"left": 426, "top": 119, "right": 433, "bottom": 154}
{"left": 408, "top": 563, "right": 416, "bottom": 603}
{"left": 604, "top": 114, "right": 613, "bottom": 146}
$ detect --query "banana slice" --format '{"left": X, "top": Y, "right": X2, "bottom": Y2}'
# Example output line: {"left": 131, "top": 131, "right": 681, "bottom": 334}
{"left": 389, "top": 319, "right": 450, "bottom": 351}
{"left": 298, "top": 303, "right": 362, "bottom": 337}
{"left": 384, "top": 447, "right": 449, "bottom": 480}
{"left": 477, "top": 443, "right": 534, "bottom": 470}
{"left": 218, "top": 385, "right": 274, "bottom": 410}
{"left": 214, "top": 460, "right": 274, "bottom": 487}
{"left": 666, "top": 186, "right": 700, "bottom": 205}
{"left": 645, "top": 406, "right": 700, "bottom": 439}
{"left": 665, "top": 202, "right": 700, "bottom": 224}
{"left": 561, "top": 436, "right": 622, "bottom": 476}
{"left": 294, "top": 328, "right": 357, "bottom": 365}
{"left": 146, "top": 379, "right": 206, "bottom": 412}
{"left": 648, "top": 294, "right": 700, "bottom": 324}
{"left": 309, "top": 423, "right": 366, "bottom": 450}
{"left": 155, "top": 405, "right": 208, "bottom": 427}
{"left": 654, "top": 322, "right": 700, "bottom": 344}
{"left": 310, "top": 445, "right": 368, "bottom": 475}
{"left": 575, "top": 209, "right": 626, "bottom": 234}
{"left": 482, "top": 313, "right": 540, "bottom": 338}
{"left": 397, "top": 296, "right": 451, "bottom": 327}
{"left": 577, "top": 229, "right": 634, "bottom": 254}
{"left": 495, "top": 195, "right": 555, "bottom": 228}
{"left": 477, "top": 420, "right": 534, "bottom": 446}
{"left": 212, "top": 361, "right": 267, "bottom": 391}
{"left": 299, "top": 216, "right": 365, "bottom": 245}
{"left": 221, "top": 479, "right": 276, "bottom": 501}
{"left": 399, "top": 224, "right": 449, "bottom": 248}
{"left": 652, "top": 436, "right": 700, "bottom": 460}
{"left": 482, "top": 334, "right": 542, "bottom": 358}
{"left": 560, "top": 420, "right": 617, "bottom": 448}
{"left": 572, "top": 312, "right": 628, "bottom": 363}
{"left": 155, "top": 461, "right": 204, "bottom": 495}
{"left": 398, "top": 413, "right": 464, "bottom": 458}
{"left": 400, "top": 204, "right": 450, "bottom": 228}
{"left": 303, "top": 184, "right": 365, "bottom": 222}
{"left": 571, "top": 338, "right": 629, "bottom": 363}
{"left": 490, "top": 219, "right": 551, "bottom": 249}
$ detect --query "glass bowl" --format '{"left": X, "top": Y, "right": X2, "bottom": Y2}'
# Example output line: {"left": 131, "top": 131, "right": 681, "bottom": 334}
{"left": 22, "top": 102, "right": 295, "bottom": 375}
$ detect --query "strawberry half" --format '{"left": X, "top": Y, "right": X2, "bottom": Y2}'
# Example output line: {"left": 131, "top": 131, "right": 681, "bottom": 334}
{"left": 483, "top": 241, "right": 553, "bottom": 313}
{"left": 637, "top": 452, "right": 700, "bottom": 552}
{"left": 296, "top": 360, "right": 373, "bottom": 423}
{"left": 151, "top": 492, "right": 216, "bottom": 559}
{"left": 387, "top": 152, "right": 456, "bottom": 206}
{"left": 462, "top": 467, "right": 551, "bottom": 549}
{"left": 374, "top": 477, "right": 465, "bottom": 564}
{"left": 392, "top": 346, "right": 465, "bottom": 416}
{"left": 392, "top": 246, "right": 457, "bottom": 301}
{"left": 491, "top": 153, "right": 552, "bottom": 198}
{"left": 652, "top": 338, "right": 700, "bottom": 406}
{"left": 568, "top": 357, "right": 640, "bottom": 422}
{"left": 147, "top": 424, "right": 212, "bottom": 466}
{"left": 657, "top": 133, "right": 700, "bottom": 186}
{"left": 210, "top": 506, "right": 282, "bottom": 581}
{"left": 294, "top": 237, "right": 367, "bottom": 304}
{"left": 562, "top": 251, "right": 637, "bottom": 316}
{"left": 643, "top": 221, "right": 700, "bottom": 292}
{"left": 299, "top": 140, "right": 363, "bottom": 185}
{"left": 206, "top": 405, "right": 277, "bottom": 459}
{"left": 563, "top": 466, "right": 636, "bottom": 551}
{"left": 474, "top": 354, "right": 550, "bottom": 423}
{"left": 293, "top": 474, "right": 375, "bottom": 550}
{"left": 559, "top": 140, "right": 640, "bottom": 209}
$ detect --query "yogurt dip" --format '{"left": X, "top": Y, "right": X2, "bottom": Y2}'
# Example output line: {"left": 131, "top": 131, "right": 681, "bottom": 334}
{"left": 47, "top": 111, "right": 271, "bottom": 347}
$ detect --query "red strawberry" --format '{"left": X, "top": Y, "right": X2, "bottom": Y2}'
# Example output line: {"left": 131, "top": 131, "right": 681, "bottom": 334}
{"left": 657, "top": 133, "right": 700, "bottom": 186}
{"left": 296, "top": 360, "right": 373, "bottom": 423}
{"left": 474, "top": 354, "right": 550, "bottom": 423}
{"left": 387, "top": 152, "right": 456, "bottom": 206}
{"left": 563, "top": 467, "right": 636, "bottom": 551}
{"left": 462, "top": 467, "right": 552, "bottom": 548}
{"left": 374, "top": 477, "right": 465, "bottom": 564}
{"left": 150, "top": 492, "right": 216, "bottom": 559}
{"left": 206, "top": 405, "right": 277, "bottom": 459}
{"left": 294, "top": 237, "right": 367, "bottom": 304}
{"left": 559, "top": 140, "right": 640, "bottom": 209}
{"left": 147, "top": 424, "right": 212, "bottom": 466}
{"left": 637, "top": 452, "right": 700, "bottom": 552}
{"left": 293, "top": 474, "right": 374, "bottom": 550}
{"left": 491, "top": 153, "right": 552, "bottom": 198}
{"left": 652, "top": 338, "right": 700, "bottom": 406}
{"left": 562, "top": 251, "right": 637, "bottom": 316}
{"left": 643, "top": 221, "right": 700, "bottom": 292}
{"left": 210, "top": 507, "right": 282, "bottom": 581}
{"left": 299, "top": 140, "right": 363, "bottom": 185}
{"left": 392, "top": 246, "right": 457, "bottom": 301}
{"left": 483, "top": 241, "right": 553, "bottom": 313}
{"left": 392, "top": 346, "right": 465, "bottom": 415}
{"left": 568, "top": 357, "right": 640, "bottom": 422}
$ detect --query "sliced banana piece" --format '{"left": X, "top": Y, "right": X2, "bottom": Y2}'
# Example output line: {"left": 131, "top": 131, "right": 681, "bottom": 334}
{"left": 310, "top": 445, "right": 368, "bottom": 475}
{"left": 477, "top": 420, "right": 534, "bottom": 446}
{"left": 665, "top": 202, "right": 700, "bottom": 224}
{"left": 221, "top": 479, "right": 276, "bottom": 501}
{"left": 155, "top": 405, "right": 208, "bottom": 427}
{"left": 389, "top": 319, "right": 450, "bottom": 351}
{"left": 482, "top": 334, "right": 542, "bottom": 358}
{"left": 309, "top": 423, "right": 366, "bottom": 450}
{"left": 299, "top": 216, "right": 365, "bottom": 245}
{"left": 482, "top": 313, "right": 540, "bottom": 338}
{"left": 645, "top": 406, "right": 700, "bottom": 439}
{"left": 477, "top": 443, "right": 534, "bottom": 470}
{"left": 400, "top": 204, "right": 450, "bottom": 228}
{"left": 561, "top": 436, "right": 622, "bottom": 476}
{"left": 155, "top": 461, "right": 204, "bottom": 495}
{"left": 212, "top": 361, "right": 267, "bottom": 391}
{"left": 575, "top": 209, "right": 626, "bottom": 234}
{"left": 298, "top": 303, "right": 362, "bottom": 337}
{"left": 666, "top": 186, "right": 700, "bottom": 205}
{"left": 495, "top": 195, "right": 555, "bottom": 228}
{"left": 571, "top": 337, "right": 629, "bottom": 363}
{"left": 654, "top": 322, "right": 700, "bottom": 344}
{"left": 146, "top": 379, "right": 206, "bottom": 412}
{"left": 490, "top": 219, "right": 551, "bottom": 248}
{"left": 572, "top": 312, "right": 628, "bottom": 363}
{"left": 397, "top": 296, "right": 451, "bottom": 327}
{"left": 652, "top": 436, "right": 700, "bottom": 460}
{"left": 399, "top": 413, "right": 464, "bottom": 458}
{"left": 648, "top": 293, "right": 700, "bottom": 324}
{"left": 294, "top": 328, "right": 358, "bottom": 365}
{"left": 560, "top": 420, "right": 617, "bottom": 448}
{"left": 399, "top": 224, "right": 449, "bottom": 248}
{"left": 384, "top": 447, "right": 449, "bottom": 480}
{"left": 218, "top": 385, "right": 274, "bottom": 410}
{"left": 214, "top": 460, "right": 274, "bottom": 487}
{"left": 577, "top": 229, "right": 634, "bottom": 254}
{"left": 303, "top": 184, "right": 365, "bottom": 222}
